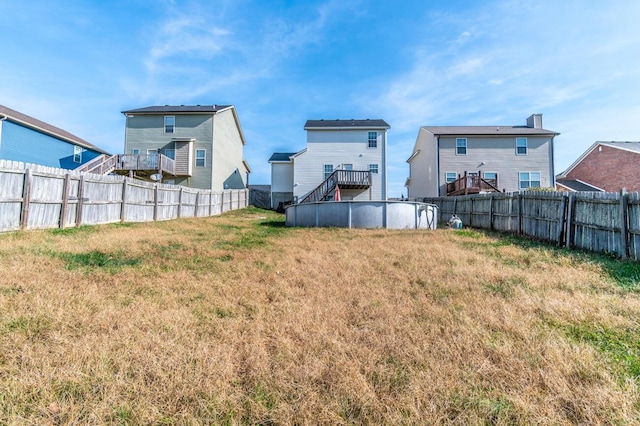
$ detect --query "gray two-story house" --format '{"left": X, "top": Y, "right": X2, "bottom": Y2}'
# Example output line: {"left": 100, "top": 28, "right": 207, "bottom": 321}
{"left": 121, "top": 105, "right": 250, "bottom": 190}
{"left": 405, "top": 114, "right": 559, "bottom": 197}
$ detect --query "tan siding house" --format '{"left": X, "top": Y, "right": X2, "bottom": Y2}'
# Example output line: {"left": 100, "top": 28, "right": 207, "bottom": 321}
{"left": 122, "top": 105, "right": 249, "bottom": 190}
{"left": 406, "top": 114, "right": 559, "bottom": 197}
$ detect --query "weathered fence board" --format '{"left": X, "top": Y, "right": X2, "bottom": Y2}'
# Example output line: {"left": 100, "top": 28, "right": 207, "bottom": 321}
{"left": 424, "top": 190, "right": 640, "bottom": 261}
{"left": 0, "top": 161, "right": 248, "bottom": 232}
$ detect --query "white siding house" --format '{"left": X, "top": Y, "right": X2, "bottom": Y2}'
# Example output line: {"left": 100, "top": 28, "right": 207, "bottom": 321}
{"left": 406, "top": 114, "right": 559, "bottom": 197}
{"left": 270, "top": 119, "right": 390, "bottom": 206}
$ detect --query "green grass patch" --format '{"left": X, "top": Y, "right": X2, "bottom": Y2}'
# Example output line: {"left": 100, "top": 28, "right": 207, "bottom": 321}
{"left": 48, "top": 225, "right": 95, "bottom": 236}
{"left": 0, "top": 285, "right": 23, "bottom": 296}
{"left": 55, "top": 250, "right": 140, "bottom": 273}
{"left": 2, "top": 315, "right": 51, "bottom": 338}
{"left": 562, "top": 323, "right": 640, "bottom": 381}
{"left": 483, "top": 276, "right": 528, "bottom": 298}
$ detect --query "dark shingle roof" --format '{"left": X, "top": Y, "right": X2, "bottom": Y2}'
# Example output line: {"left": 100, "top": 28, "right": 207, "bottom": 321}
{"left": 304, "top": 119, "right": 390, "bottom": 129}
{"left": 423, "top": 125, "right": 558, "bottom": 136}
{"left": 0, "top": 104, "right": 109, "bottom": 154}
{"left": 122, "top": 105, "right": 232, "bottom": 114}
{"left": 268, "top": 152, "right": 296, "bottom": 162}
{"left": 556, "top": 179, "right": 603, "bottom": 192}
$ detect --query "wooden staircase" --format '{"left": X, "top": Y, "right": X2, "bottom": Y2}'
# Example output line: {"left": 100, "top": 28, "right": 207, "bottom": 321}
{"left": 74, "top": 154, "right": 117, "bottom": 175}
{"left": 298, "top": 170, "right": 371, "bottom": 203}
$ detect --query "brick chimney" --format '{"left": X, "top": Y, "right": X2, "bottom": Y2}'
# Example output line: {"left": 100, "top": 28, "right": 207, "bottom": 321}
{"left": 526, "top": 114, "right": 543, "bottom": 129}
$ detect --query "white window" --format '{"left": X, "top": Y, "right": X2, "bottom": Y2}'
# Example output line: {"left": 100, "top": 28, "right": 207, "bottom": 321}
{"left": 516, "top": 137, "right": 527, "bottom": 155}
{"left": 369, "top": 164, "right": 379, "bottom": 174}
{"left": 132, "top": 149, "right": 140, "bottom": 155}
{"left": 73, "top": 146, "right": 82, "bottom": 163}
{"left": 164, "top": 116, "right": 175, "bottom": 134}
{"left": 483, "top": 171, "right": 498, "bottom": 181}
{"left": 195, "top": 149, "right": 206, "bottom": 167}
{"left": 456, "top": 138, "right": 467, "bottom": 155}
{"left": 445, "top": 172, "right": 457, "bottom": 183}
{"left": 519, "top": 172, "right": 541, "bottom": 189}
{"left": 343, "top": 164, "right": 353, "bottom": 170}
{"left": 164, "top": 149, "right": 175, "bottom": 160}
{"left": 368, "top": 132, "right": 377, "bottom": 148}
{"left": 324, "top": 164, "right": 333, "bottom": 179}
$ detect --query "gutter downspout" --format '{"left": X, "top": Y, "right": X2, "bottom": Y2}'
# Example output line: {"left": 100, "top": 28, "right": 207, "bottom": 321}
{"left": 435, "top": 136, "right": 440, "bottom": 197}
{"left": 549, "top": 135, "right": 556, "bottom": 188}
{"left": 0, "top": 116, "right": 6, "bottom": 154}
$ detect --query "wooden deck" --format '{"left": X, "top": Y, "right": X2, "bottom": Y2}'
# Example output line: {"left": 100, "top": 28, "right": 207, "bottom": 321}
{"left": 299, "top": 170, "right": 372, "bottom": 203}
{"left": 447, "top": 173, "right": 501, "bottom": 196}
{"left": 112, "top": 154, "right": 178, "bottom": 179}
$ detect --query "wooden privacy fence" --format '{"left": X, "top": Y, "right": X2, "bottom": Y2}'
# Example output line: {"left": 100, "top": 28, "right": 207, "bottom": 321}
{"left": 423, "top": 191, "right": 640, "bottom": 261}
{"left": 0, "top": 160, "right": 248, "bottom": 233}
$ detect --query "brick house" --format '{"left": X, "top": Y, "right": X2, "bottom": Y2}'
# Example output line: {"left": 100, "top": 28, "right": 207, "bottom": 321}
{"left": 556, "top": 141, "right": 640, "bottom": 192}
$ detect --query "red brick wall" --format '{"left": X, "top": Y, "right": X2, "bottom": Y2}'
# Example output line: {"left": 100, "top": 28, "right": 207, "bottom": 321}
{"left": 565, "top": 145, "right": 640, "bottom": 192}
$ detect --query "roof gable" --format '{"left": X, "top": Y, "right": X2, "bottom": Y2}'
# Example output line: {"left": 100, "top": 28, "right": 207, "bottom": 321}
{"left": 268, "top": 152, "right": 296, "bottom": 162}
{"left": 558, "top": 141, "right": 640, "bottom": 177}
{"left": 0, "top": 104, "right": 108, "bottom": 154}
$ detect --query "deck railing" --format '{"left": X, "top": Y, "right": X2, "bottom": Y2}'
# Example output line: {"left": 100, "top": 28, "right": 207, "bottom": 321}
{"left": 74, "top": 154, "right": 117, "bottom": 175}
{"left": 299, "top": 170, "right": 371, "bottom": 203}
{"left": 447, "top": 173, "right": 500, "bottom": 196}
{"left": 114, "top": 154, "right": 176, "bottom": 175}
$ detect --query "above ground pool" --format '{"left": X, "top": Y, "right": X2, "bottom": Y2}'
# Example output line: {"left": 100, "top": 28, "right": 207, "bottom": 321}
{"left": 285, "top": 201, "right": 438, "bottom": 230}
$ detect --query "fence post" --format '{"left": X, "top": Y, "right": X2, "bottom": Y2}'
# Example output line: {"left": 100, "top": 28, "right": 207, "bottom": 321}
{"left": 120, "top": 179, "right": 128, "bottom": 223}
{"left": 620, "top": 188, "right": 629, "bottom": 259}
{"left": 565, "top": 193, "right": 575, "bottom": 248}
{"left": 76, "top": 174, "right": 85, "bottom": 227}
{"left": 177, "top": 187, "right": 183, "bottom": 218}
{"left": 209, "top": 190, "right": 213, "bottom": 216}
{"left": 469, "top": 196, "right": 474, "bottom": 227}
{"left": 489, "top": 193, "right": 494, "bottom": 231}
{"left": 20, "top": 168, "right": 32, "bottom": 230}
{"left": 153, "top": 184, "right": 159, "bottom": 221}
{"left": 517, "top": 192, "right": 523, "bottom": 235}
{"left": 60, "top": 173, "right": 71, "bottom": 229}
{"left": 558, "top": 193, "right": 569, "bottom": 247}
{"left": 194, "top": 191, "right": 199, "bottom": 217}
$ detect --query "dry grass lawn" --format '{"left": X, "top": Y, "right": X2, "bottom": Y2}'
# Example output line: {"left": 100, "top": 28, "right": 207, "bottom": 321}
{"left": 0, "top": 207, "right": 639, "bottom": 425}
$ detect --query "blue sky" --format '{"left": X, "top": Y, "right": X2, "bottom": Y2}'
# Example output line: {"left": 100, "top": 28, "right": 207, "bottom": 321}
{"left": 1, "top": 0, "right": 639, "bottom": 197}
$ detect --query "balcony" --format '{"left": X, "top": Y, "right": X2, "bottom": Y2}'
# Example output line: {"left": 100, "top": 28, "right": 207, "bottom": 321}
{"left": 113, "top": 154, "right": 177, "bottom": 179}
{"left": 446, "top": 172, "right": 501, "bottom": 196}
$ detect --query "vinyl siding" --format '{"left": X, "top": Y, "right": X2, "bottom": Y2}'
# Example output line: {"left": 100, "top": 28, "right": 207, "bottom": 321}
{"left": 125, "top": 113, "right": 214, "bottom": 189}
{"left": 271, "top": 162, "right": 293, "bottom": 192}
{"left": 406, "top": 128, "right": 439, "bottom": 198}
{"left": 0, "top": 120, "right": 102, "bottom": 169}
{"left": 212, "top": 109, "right": 246, "bottom": 190}
{"left": 293, "top": 130, "right": 385, "bottom": 200}
{"left": 438, "top": 135, "right": 553, "bottom": 194}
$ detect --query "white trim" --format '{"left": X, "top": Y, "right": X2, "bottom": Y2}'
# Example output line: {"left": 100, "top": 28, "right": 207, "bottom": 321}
{"left": 516, "top": 137, "right": 527, "bottom": 155}
{"left": 518, "top": 171, "right": 541, "bottom": 189}
{"left": 406, "top": 149, "right": 420, "bottom": 163}
{"left": 164, "top": 115, "right": 175, "bottom": 134}
{"left": 559, "top": 141, "right": 640, "bottom": 177}
{"left": 195, "top": 148, "right": 206, "bottom": 167}
{"left": 73, "top": 145, "right": 82, "bottom": 163}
